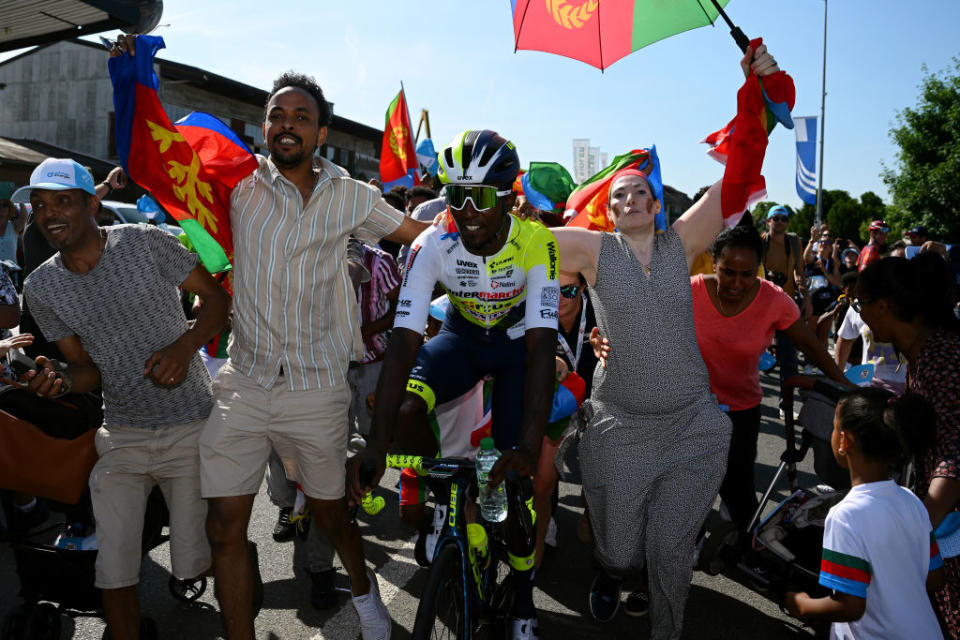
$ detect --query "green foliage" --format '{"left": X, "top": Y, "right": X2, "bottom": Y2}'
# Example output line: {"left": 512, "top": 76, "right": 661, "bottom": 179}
{"left": 882, "top": 56, "right": 960, "bottom": 243}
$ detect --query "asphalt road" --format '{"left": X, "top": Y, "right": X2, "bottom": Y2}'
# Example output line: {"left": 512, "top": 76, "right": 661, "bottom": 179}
{"left": 1, "top": 370, "right": 829, "bottom": 639}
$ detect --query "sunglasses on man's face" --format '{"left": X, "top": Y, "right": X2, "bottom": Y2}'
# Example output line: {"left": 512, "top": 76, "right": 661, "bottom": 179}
{"left": 445, "top": 185, "right": 512, "bottom": 212}
{"left": 771, "top": 216, "right": 788, "bottom": 223}
{"left": 559, "top": 284, "right": 581, "bottom": 299}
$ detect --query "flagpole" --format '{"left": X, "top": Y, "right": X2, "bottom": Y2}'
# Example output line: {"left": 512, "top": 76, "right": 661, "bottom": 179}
{"left": 399, "top": 82, "right": 419, "bottom": 184}
{"left": 814, "top": 0, "right": 827, "bottom": 227}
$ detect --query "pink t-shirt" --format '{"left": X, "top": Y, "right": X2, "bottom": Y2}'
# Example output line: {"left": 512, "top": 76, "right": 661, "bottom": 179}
{"left": 691, "top": 274, "right": 799, "bottom": 411}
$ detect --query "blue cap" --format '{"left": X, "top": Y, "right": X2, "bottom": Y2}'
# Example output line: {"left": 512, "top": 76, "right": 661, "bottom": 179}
{"left": 767, "top": 205, "right": 790, "bottom": 219}
{"left": 11, "top": 158, "right": 97, "bottom": 203}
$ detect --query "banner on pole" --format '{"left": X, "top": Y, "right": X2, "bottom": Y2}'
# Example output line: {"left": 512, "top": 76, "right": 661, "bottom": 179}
{"left": 795, "top": 116, "right": 817, "bottom": 205}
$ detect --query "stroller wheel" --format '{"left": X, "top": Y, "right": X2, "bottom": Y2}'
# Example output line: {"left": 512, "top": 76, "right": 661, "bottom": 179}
{"left": 22, "top": 603, "right": 60, "bottom": 640}
{"left": 1, "top": 607, "right": 28, "bottom": 640}
{"left": 168, "top": 576, "right": 208, "bottom": 602}
{"left": 697, "top": 522, "right": 741, "bottom": 577}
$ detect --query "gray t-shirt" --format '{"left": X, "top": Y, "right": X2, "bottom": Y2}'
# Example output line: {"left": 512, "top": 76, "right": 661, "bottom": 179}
{"left": 24, "top": 224, "right": 212, "bottom": 429}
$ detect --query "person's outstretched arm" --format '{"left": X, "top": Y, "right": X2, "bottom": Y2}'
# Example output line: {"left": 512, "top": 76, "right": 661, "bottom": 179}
{"left": 674, "top": 43, "right": 780, "bottom": 269}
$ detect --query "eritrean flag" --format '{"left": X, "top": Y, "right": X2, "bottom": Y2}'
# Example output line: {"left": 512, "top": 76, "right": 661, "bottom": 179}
{"left": 380, "top": 89, "right": 419, "bottom": 191}
{"left": 564, "top": 146, "right": 666, "bottom": 233}
{"left": 109, "top": 36, "right": 257, "bottom": 274}
{"left": 701, "top": 37, "right": 795, "bottom": 226}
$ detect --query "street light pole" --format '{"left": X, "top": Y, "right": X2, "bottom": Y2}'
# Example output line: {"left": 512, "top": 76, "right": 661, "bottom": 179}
{"left": 815, "top": 0, "right": 828, "bottom": 227}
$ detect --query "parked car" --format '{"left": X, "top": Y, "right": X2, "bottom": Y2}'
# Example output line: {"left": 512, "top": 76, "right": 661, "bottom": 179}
{"left": 98, "top": 200, "right": 181, "bottom": 236}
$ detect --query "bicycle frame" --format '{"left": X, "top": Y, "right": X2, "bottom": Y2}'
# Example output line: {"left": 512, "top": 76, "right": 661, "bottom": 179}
{"left": 386, "top": 455, "right": 507, "bottom": 633}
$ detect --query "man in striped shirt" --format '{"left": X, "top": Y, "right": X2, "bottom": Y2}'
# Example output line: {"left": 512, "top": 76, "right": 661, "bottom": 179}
{"left": 195, "top": 73, "right": 428, "bottom": 640}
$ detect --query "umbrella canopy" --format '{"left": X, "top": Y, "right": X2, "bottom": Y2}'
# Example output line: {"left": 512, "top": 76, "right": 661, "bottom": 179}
{"left": 511, "top": 0, "right": 732, "bottom": 70}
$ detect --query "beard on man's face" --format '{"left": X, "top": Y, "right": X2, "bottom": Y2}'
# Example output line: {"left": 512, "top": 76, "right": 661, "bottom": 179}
{"left": 269, "top": 133, "right": 317, "bottom": 169}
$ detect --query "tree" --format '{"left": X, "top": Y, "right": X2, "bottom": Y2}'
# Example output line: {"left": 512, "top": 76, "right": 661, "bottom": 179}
{"left": 883, "top": 56, "right": 960, "bottom": 242}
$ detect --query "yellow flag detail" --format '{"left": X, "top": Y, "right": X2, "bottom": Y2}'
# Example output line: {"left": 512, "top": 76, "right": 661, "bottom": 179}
{"left": 146, "top": 119, "right": 218, "bottom": 234}
{"left": 546, "top": 0, "right": 600, "bottom": 30}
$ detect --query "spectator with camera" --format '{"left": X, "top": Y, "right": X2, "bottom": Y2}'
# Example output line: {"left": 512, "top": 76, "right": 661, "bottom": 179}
{"left": 761, "top": 205, "right": 809, "bottom": 394}
{"left": 803, "top": 227, "right": 843, "bottom": 346}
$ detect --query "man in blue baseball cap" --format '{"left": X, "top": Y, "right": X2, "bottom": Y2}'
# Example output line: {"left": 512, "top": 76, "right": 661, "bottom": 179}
{"left": 19, "top": 156, "right": 231, "bottom": 640}
{"left": 760, "top": 204, "right": 810, "bottom": 408}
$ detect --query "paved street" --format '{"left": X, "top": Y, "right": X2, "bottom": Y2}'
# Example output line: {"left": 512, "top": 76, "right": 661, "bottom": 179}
{"left": 1, "top": 371, "right": 829, "bottom": 639}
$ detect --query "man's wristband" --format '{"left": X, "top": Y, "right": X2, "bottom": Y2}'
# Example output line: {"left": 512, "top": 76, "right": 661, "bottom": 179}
{"left": 98, "top": 182, "right": 112, "bottom": 195}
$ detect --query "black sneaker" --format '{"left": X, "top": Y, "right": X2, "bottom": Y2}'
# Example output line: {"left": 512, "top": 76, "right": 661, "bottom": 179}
{"left": 623, "top": 590, "right": 649, "bottom": 617}
{"left": 588, "top": 570, "right": 621, "bottom": 622}
{"left": 273, "top": 506, "right": 295, "bottom": 543}
{"left": 309, "top": 568, "right": 338, "bottom": 610}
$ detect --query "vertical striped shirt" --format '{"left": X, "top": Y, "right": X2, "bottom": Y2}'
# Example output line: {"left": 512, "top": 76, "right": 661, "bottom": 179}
{"left": 228, "top": 155, "right": 404, "bottom": 390}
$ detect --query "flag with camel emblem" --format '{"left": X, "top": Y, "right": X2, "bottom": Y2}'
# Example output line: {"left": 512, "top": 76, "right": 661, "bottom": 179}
{"left": 109, "top": 35, "right": 256, "bottom": 273}
{"left": 380, "top": 89, "right": 420, "bottom": 191}
{"left": 511, "top": 0, "right": 733, "bottom": 70}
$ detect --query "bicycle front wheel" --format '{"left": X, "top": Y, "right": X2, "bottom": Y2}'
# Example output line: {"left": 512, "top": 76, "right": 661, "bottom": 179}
{"left": 412, "top": 544, "right": 471, "bottom": 640}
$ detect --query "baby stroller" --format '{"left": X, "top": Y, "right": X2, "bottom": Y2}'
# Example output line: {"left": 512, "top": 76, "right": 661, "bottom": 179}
{"left": 697, "top": 375, "right": 849, "bottom": 606}
{"left": 0, "top": 383, "right": 200, "bottom": 640}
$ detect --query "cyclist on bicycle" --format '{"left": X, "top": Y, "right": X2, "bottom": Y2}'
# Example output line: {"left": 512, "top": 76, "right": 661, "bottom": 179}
{"left": 349, "top": 129, "right": 559, "bottom": 639}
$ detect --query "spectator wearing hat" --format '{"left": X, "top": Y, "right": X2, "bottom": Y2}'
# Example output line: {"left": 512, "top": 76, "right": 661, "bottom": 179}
{"left": 15, "top": 157, "right": 230, "bottom": 640}
{"left": 908, "top": 225, "right": 929, "bottom": 246}
{"left": 761, "top": 205, "right": 809, "bottom": 393}
{"left": 840, "top": 247, "right": 860, "bottom": 274}
{"left": 857, "top": 220, "right": 888, "bottom": 271}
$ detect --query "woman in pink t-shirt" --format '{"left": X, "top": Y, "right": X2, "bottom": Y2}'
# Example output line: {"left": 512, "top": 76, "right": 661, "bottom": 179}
{"left": 691, "top": 221, "right": 849, "bottom": 529}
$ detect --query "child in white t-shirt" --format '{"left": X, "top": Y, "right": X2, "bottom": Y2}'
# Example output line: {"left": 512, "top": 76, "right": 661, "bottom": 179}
{"left": 785, "top": 388, "right": 945, "bottom": 639}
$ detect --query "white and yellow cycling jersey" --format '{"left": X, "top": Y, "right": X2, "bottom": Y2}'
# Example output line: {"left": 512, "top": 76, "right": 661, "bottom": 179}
{"left": 394, "top": 214, "right": 560, "bottom": 335}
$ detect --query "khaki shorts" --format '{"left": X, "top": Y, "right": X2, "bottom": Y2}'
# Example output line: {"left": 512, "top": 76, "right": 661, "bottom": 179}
{"left": 90, "top": 420, "right": 210, "bottom": 589}
{"left": 199, "top": 363, "right": 350, "bottom": 500}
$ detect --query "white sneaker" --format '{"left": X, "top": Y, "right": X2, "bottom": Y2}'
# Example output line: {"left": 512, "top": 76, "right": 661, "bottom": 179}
{"left": 511, "top": 616, "right": 540, "bottom": 640}
{"left": 349, "top": 433, "right": 368, "bottom": 453}
{"left": 352, "top": 568, "right": 391, "bottom": 640}
{"left": 544, "top": 517, "right": 558, "bottom": 548}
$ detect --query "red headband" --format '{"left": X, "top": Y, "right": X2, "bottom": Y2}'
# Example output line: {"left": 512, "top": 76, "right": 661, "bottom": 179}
{"left": 608, "top": 168, "right": 648, "bottom": 196}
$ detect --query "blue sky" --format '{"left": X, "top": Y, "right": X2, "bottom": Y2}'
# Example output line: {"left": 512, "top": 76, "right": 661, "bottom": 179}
{"left": 5, "top": 0, "right": 959, "bottom": 209}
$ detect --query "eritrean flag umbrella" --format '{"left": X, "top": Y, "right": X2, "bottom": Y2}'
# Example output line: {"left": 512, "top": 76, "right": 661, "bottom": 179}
{"left": 511, "top": 0, "right": 747, "bottom": 70}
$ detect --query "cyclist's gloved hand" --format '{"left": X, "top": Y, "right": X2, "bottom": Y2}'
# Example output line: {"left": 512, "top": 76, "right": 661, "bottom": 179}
{"left": 488, "top": 445, "right": 537, "bottom": 488}
{"left": 345, "top": 448, "right": 385, "bottom": 508}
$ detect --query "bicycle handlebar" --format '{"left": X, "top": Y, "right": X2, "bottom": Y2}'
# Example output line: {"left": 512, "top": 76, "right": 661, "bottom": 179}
{"left": 385, "top": 454, "right": 476, "bottom": 474}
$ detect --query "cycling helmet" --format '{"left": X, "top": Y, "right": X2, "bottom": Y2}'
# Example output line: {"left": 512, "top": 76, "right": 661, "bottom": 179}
{"left": 437, "top": 130, "right": 520, "bottom": 189}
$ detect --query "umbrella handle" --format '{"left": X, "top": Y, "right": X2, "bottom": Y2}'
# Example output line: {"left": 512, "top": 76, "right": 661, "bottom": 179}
{"left": 710, "top": 0, "right": 751, "bottom": 53}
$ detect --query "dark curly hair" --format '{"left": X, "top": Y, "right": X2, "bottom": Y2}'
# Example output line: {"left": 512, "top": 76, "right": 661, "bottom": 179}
{"left": 267, "top": 72, "right": 332, "bottom": 127}
{"left": 858, "top": 253, "right": 960, "bottom": 334}
{"left": 711, "top": 212, "right": 763, "bottom": 263}
{"left": 836, "top": 388, "right": 937, "bottom": 464}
